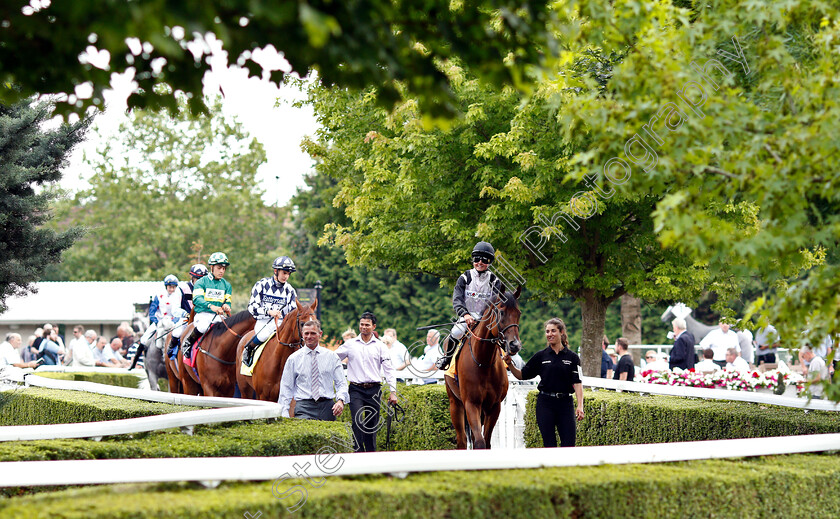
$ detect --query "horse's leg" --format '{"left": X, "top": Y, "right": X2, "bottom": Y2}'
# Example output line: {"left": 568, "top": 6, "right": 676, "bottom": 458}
{"left": 178, "top": 353, "right": 201, "bottom": 396}
{"left": 482, "top": 401, "right": 502, "bottom": 449}
{"left": 235, "top": 339, "right": 256, "bottom": 399}
{"left": 445, "top": 381, "right": 467, "bottom": 450}
{"left": 165, "top": 357, "right": 181, "bottom": 394}
{"left": 463, "top": 400, "right": 486, "bottom": 450}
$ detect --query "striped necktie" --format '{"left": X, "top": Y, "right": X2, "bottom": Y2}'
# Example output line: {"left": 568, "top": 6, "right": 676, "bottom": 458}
{"left": 310, "top": 349, "right": 321, "bottom": 400}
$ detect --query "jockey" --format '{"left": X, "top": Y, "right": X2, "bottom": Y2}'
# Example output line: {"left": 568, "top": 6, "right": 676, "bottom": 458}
{"left": 139, "top": 275, "right": 190, "bottom": 349}
{"left": 435, "top": 241, "right": 502, "bottom": 370}
{"left": 179, "top": 263, "right": 208, "bottom": 311}
{"left": 181, "top": 252, "right": 233, "bottom": 359}
{"left": 242, "top": 256, "right": 298, "bottom": 367}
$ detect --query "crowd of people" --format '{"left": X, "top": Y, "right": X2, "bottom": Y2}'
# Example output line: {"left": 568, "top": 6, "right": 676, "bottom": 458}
{"left": 0, "top": 322, "right": 141, "bottom": 370}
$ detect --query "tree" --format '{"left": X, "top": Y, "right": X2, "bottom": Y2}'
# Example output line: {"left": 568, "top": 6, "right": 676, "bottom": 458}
{"left": 46, "top": 98, "right": 280, "bottom": 302}
{"left": 0, "top": 1, "right": 557, "bottom": 120}
{"left": 0, "top": 100, "right": 88, "bottom": 312}
{"left": 303, "top": 64, "right": 742, "bottom": 375}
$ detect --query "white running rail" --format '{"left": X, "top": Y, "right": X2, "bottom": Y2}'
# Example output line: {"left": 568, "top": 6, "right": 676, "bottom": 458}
{"left": 1, "top": 432, "right": 839, "bottom": 487}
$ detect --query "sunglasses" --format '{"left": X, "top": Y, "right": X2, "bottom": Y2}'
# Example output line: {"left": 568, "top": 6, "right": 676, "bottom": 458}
{"left": 646, "top": 356, "right": 655, "bottom": 360}
{"left": 472, "top": 256, "right": 492, "bottom": 265}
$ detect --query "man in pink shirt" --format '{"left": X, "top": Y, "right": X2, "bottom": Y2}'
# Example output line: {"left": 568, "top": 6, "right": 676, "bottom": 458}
{"left": 335, "top": 311, "right": 398, "bottom": 452}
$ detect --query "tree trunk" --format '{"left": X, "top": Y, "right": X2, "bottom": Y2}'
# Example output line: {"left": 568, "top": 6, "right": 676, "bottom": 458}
{"left": 621, "top": 294, "right": 642, "bottom": 365}
{"left": 580, "top": 290, "right": 609, "bottom": 378}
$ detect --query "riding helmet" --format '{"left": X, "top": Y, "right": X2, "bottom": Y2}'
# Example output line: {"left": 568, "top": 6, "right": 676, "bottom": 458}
{"left": 208, "top": 252, "right": 230, "bottom": 266}
{"left": 272, "top": 256, "right": 297, "bottom": 272}
{"left": 163, "top": 274, "right": 179, "bottom": 287}
{"left": 189, "top": 263, "right": 208, "bottom": 278}
{"left": 472, "top": 241, "right": 495, "bottom": 263}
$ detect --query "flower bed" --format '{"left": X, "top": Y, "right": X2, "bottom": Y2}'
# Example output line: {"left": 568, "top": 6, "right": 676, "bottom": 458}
{"left": 638, "top": 367, "right": 805, "bottom": 394}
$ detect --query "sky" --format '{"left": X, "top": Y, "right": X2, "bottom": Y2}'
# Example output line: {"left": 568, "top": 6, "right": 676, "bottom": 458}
{"left": 63, "top": 40, "right": 321, "bottom": 208}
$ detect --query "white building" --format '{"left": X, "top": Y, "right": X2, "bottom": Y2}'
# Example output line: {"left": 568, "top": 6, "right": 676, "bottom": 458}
{"left": 0, "top": 281, "right": 158, "bottom": 344}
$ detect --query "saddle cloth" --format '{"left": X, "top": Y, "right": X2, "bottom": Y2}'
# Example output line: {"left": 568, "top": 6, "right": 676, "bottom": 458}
{"left": 445, "top": 342, "right": 509, "bottom": 379}
{"left": 239, "top": 329, "right": 277, "bottom": 377}
{"left": 183, "top": 324, "right": 214, "bottom": 368}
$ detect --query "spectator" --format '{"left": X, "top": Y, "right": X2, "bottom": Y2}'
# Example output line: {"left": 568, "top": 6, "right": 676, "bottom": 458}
{"left": 613, "top": 338, "right": 635, "bottom": 382}
{"left": 724, "top": 347, "right": 750, "bottom": 373}
{"left": 0, "top": 333, "right": 38, "bottom": 368}
{"left": 109, "top": 338, "right": 131, "bottom": 367}
{"left": 801, "top": 345, "right": 828, "bottom": 399}
{"left": 414, "top": 329, "right": 441, "bottom": 371}
{"left": 113, "top": 323, "right": 135, "bottom": 357}
{"left": 30, "top": 327, "right": 44, "bottom": 354}
{"left": 341, "top": 328, "right": 357, "bottom": 344}
{"left": 38, "top": 328, "right": 64, "bottom": 365}
{"left": 278, "top": 320, "right": 348, "bottom": 420}
{"left": 669, "top": 317, "right": 696, "bottom": 370}
{"left": 601, "top": 335, "right": 614, "bottom": 379}
{"left": 696, "top": 348, "right": 721, "bottom": 372}
{"left": 42, "top": 323, "right": 65, "bottom": 352}
{"left": 607, "top": 348, "right": 618, "bottom": 368}
{"left": 644, "top": 350, "right": 669, "bottom": 371}
{"left": 383, "top": 328, "right": 410, "bottom": 371}
{"left": 64, "top": 327, "right": 96, "bottom": 367}
{"left": 699, "top": 320, "right": 740, "bottom": 368}
{"left": 83, "top": 330, "right": 97, "bottom": 351}
{"left": 335, "top": 311, "right": 397, "bottom": 452}
{"left": 754, "top": 325, "right": 780, "bottom": 365}
{"left": 737, "top": 327, "right": 754, "bottom": 365}
{"left": 93, "top": 337, "right": 114, "bottom": 367}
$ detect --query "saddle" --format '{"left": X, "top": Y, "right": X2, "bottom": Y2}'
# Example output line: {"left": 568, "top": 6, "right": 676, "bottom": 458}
{"left": 239, "top": 329, "right": 277, "bottom": 377}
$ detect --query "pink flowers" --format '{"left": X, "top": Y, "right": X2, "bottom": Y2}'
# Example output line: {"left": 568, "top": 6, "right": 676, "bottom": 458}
{"left": 638, "top": 368, "right": 805, "bottom": 394}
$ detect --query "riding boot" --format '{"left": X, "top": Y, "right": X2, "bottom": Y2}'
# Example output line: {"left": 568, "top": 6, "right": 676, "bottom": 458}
{"left": 168, "top": 336, "right": 180, "bottom": 359}
{"left": 435, "top": 335, "right": 459, "bottom": 370}
{"left": 242, "top": 336, "right": 261, "bottom": 367}
{"left": 182, "top": 328, "right": 202, "bottom": 359}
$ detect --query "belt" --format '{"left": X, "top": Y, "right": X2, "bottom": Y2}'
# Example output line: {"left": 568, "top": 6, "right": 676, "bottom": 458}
{"left": 350, "top": 381, "right": 381, "bottom": 389}
{"left": 540, "top": 390, "right": 572, "bottom": 399}
{"left": 299, "top": 397, "right": 333, "bottom": 403}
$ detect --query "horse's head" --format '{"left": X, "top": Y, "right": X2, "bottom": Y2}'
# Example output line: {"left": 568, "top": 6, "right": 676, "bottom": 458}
{"left": 296, "top": 297, "right": 318, "bottom": 325}
{"left": 492, "top": 285, "right": 522, "bottom": 356}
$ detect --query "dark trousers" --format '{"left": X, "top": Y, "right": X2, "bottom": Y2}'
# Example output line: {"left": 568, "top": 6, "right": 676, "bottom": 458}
{"left": 535, "top": 393, "right": 576, "bottom": 448}
{"left": 348, "top": 384, "right": 381, "bottom": 452}
{"left": 294, "top": 398, "right": 335, "bottom": 421}
{"left": 757, "top": 353, "right": 776, "bottom": 365}
{"left": 713, "top": 360, "right": 727, "bottom": 368}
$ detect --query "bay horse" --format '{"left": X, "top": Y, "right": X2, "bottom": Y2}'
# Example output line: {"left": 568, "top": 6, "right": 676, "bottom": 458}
{"left": 444, "top": 285, "right": 522, "bottom": 449}
{"left": 177, "top": 310, "right": 256, "bottom": 397}
{"left": 236, "top": 299, "right": 318, "bottom": 402}
{"left": 163, "top": 331, "right": 182, "bottom": 394}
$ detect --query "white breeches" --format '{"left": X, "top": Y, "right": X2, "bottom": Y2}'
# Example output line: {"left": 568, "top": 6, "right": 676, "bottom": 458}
{"left": 194, "top": 312, "right": 223, "bottom": 333}
{"left": 254, "top": 317, "right": 282, "bottom": 342}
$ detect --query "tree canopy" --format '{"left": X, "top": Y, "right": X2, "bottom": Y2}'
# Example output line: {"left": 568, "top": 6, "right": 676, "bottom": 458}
{"left": 45, "top": 98, "right": 280, "bottom": 300}
{"left": 0, "top": 100, "right": 88, "bottom": 311}
{"left": 1, "top": 0, "right": 556, "bottom": 120}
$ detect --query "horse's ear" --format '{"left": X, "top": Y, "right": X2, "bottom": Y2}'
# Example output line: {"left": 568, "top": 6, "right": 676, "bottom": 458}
{"left": 296, "top": 299, "right": 304, "bottom": 312}
{"left": 310, "top": 296, "right": 318, "bottom": 311}
{"left": 514, "top": 285, "right": 522, "bottom": 299}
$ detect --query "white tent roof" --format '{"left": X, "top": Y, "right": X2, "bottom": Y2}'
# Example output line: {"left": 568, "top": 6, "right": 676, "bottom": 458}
{"left": 0, "top": 282, "right": 160, "bottom": 325}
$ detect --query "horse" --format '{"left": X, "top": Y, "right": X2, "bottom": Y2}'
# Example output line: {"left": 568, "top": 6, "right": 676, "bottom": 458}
{"left": 163, "top": 331, "right": 182, "bottom": 394}
{"left": 177, "top": 310, "right": 256, "bottom": 397}
{"left": 444, "top": 286, "right": 522, "bottom": 450}
{"left": 235, "top": 299, "right": 318, "bottom": 402}
{"left": 141, "top": 325, "right": 169, "bottom": 391}
{"left": 661, "top": 303, "right": 752, "bottom": 351}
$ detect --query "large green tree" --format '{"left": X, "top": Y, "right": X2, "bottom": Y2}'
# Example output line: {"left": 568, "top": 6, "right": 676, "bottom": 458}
{"left": 303, "top": 64, "right": 742, "bottom": 375}
{"left": 0, "top": 100, "right": 88, "bottom": 311}
{"left": 0, "top": 1, "right": 556, "bottom": 119}
{"left": 46, "top": 98, "right": 281, "bottom": 302}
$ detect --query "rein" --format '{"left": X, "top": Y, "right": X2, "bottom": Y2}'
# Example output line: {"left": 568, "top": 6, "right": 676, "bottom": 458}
{"left": 466, "top": 308, "right": 520, "bottom": 368}
{"left": 275, "top": 312, "right": 305, "bottom": 350}
{"left": 198, "top": 314, "right": 247, "bottom": 366}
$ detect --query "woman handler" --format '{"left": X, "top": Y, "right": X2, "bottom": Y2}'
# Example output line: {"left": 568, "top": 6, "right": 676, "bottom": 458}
{"left": 505, "top": 318, "right": 584, "bottom": 447}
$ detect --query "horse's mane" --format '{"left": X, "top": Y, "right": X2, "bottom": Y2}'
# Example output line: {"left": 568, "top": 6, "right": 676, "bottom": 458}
{"left": 207, "top": 310, "right": 253, "bottom": 338}
{"left": 487, "top": 290, "right": 519, "bottom": 313}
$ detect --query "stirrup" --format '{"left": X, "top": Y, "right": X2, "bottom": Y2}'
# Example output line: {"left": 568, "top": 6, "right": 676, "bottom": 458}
{"left": 435, "top": 355, "right": 451, "bottom": 370}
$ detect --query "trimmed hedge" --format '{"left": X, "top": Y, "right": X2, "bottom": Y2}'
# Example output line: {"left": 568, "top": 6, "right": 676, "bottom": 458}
{"left": 0, "top": 453, "right": 838, "bottom": 518}
{"left": 336, "top": 383, "right": 455, "bottom": 451}
{"left": 0, "top": 387, "right": 201, "bottom": 426}
{"left": 34, "top": 371, "right": 147, "bottom": 389}
{"left": 0, "top": 418, "right": 352, "bottom": 462}
{"left": 525, "top": 389, "right": 840, "bottom": 448}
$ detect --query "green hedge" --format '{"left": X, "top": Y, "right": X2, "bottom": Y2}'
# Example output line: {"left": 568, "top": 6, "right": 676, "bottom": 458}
{"left": 0, "top": 418, "right": 351, "bottom": 462}
{"left": 525, "top": 389, "right": 840, "bottom": 448}
{"left": 1, "top": 453, "right": 838, "bottom": 518}
{"left": 0, "top": 387, "right": 201, "bottom": 426}
{"left": 34, "top": 371, "right": 146, "bottom": 389}
{"left": 336, "top": 383, "right": 455, "bottom": 451}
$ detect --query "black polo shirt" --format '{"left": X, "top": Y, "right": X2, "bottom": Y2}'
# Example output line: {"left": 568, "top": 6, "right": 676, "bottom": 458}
{"left": 521, "top": 346, "right": 582, "bottom": 394}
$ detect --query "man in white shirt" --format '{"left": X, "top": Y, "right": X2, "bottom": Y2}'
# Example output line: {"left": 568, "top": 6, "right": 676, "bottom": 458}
{"left": 335, "top": 311, "right": 397, "bottom": 452}
{"left": 724, "top": 347, "right": 750, "bottom": 373}
{"left": 699, "top": 321, "right": 740, "bottom": 368}
{"left": 695, "top": 349, "right": 721, "bottom": 372}
{"left": 415, "top": 329, "right": 441, "bottom": 371}
{"left": 64, "top": 325, "right": 95, "bottom": 367}
{"left": 801, "top": 345, "right": 829, "bottom": 399}
{"left": 383, "top": 328, "right": 409, "bottom": 372}
{"left": 278, "top": 320, "right": 348, "bottom": 420}
{"left": 0, "top": 333, "right": 38, "bottom": 368}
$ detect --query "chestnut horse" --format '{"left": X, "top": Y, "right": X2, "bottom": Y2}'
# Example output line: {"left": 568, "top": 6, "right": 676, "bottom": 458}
{"left": 163, "top": 332, "right": 182, "bottom": 394}
{"left": 177, "top": 310, "right": 256, "bottom": 397}
{"left": 444, "top": 286, "right": 522, "bottom": 449}
{"left": 236, "top": 299, "right": 318, "bottom": 402}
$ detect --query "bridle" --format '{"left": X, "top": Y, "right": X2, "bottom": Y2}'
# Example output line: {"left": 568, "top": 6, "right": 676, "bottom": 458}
{"left": 467, "top": 305, "right": 520, "bottom": 368}
{"left": 275, "top": 309, "right": 312, "bottom": 350}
